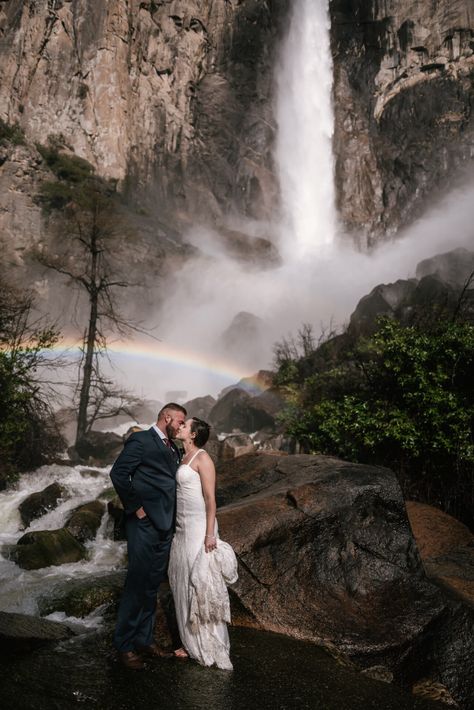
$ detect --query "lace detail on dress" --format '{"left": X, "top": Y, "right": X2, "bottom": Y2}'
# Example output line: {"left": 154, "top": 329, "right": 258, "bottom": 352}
{"left": 189, "top": 540, "right": 238, "bottom": 631}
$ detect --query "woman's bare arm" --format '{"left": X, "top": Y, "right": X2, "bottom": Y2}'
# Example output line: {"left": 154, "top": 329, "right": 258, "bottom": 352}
{"left": 197, "top": 452, "right": 217, "bottom": 552}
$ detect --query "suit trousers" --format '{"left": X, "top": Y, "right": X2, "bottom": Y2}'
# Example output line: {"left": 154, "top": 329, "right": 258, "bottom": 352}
{"left": 113, "top": 515, "right": 172, "bottom": 652}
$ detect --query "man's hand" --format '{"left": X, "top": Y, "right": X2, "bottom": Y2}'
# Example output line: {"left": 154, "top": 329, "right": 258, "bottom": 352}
{"left": 135, "top": 506, "right": 147, "bottom": 519}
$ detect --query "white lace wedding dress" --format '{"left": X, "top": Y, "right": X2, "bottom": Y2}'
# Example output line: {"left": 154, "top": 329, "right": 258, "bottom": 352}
{"left": 168, "top": 450, "right": 237, "bottom": 670}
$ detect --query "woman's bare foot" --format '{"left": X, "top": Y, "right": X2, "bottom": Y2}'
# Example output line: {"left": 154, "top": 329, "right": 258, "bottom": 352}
{"left": 173, "top": 647, "right": 189, "bottom": 659}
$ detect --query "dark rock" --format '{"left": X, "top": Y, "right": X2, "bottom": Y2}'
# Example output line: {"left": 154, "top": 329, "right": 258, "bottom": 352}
{"left": 252, "top": 387, "right": 285, "bottom": 418}
{"left": 65, "top": 500, "right": 106, "bottom": 543}
{"left": 38, "top": 572, "right": 126, "bottom": 618}
{"left": 397, "top": 601, "right": 474, "bottom": 710}
{"left": 403, "top": 274, "right": 457, "bottom": 316}
{"left": 219, "top": 434, "right": 255, "bottom": 460}
{"left": 348, "top": 279, "right": 417, "bottom": 336}
{"left": 78, "top": 468, "right": 103, "bottom": 478}
{"left": 182, "top": 395, "right": 216, "bottom": 422}
{"left": 406, "top": 501, "right": 474, "bottom": 608}
{"left": 11, "top": 529, "right": 87, "bottom": 569}
{"left": 0, "top": 611, "right": 74, "bottom": 655}
{"left": 217, "top": 226, "right": 281, "bottom": 268}
{"left": 18, "top": 482, "right": 65, "bottom": 528}
{"left": 209, "top": 388, "right": 275, "bottom": 434}
{"left": 73, "top": 431, "right": 123, "bottom": 465}
{"left": 217, "top": 453, "right": 474, "bottom": 708}
{"left": 331, "top": 3, "right": 474, "bottom": 243}
{"left": 416, "top": 247, "right": 474, "bottom": 288}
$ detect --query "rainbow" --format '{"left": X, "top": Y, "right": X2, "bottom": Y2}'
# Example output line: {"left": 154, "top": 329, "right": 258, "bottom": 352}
{"left": 43, "top": 337, "right": 268, "bottom": 392}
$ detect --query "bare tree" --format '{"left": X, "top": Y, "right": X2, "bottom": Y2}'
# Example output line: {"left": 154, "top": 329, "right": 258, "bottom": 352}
{"left": 36, "top": 146, "right": 149, "bottom": 444}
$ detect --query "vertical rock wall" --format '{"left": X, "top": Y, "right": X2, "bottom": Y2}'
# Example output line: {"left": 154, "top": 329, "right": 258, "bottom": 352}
{"left": 0, "top": 0, "right": 472, "bottom": 248}
{"left": 331, "top": 0, "right": 474, "bottom": 245}
{"left": 0, "top": 0, "right": 287, "bottom": 231}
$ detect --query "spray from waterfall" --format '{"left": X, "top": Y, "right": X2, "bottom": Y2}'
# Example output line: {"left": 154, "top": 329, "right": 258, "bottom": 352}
{"left": 60, "top": 3, "right": 474, "bottom": 404}
{"left": 275, "top": 0, "right": 337, "bottom": 258}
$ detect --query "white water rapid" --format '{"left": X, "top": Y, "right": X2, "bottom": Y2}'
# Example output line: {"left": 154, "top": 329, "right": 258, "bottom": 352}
{"left": 275, "top": 0, "right": 337, "bottom": 258}
{"left": 0, "top": 463, "right": 126, "bottom": 624}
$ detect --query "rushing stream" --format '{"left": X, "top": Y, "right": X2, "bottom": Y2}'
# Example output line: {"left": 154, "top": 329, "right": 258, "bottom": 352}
{"left": 0, "top": 462, "right": 125, "bottom": 623}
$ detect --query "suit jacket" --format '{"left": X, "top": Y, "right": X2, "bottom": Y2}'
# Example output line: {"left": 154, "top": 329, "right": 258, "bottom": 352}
{"left": 110, "top": 427, "right": 180, "bottom": 531}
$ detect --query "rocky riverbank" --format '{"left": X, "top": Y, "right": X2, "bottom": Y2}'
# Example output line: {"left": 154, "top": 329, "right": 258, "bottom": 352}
{"left": 1, "top": 450, "right": 473, "bottom": 708}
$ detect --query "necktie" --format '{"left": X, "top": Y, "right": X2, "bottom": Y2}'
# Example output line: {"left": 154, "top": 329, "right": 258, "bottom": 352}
{"left": 163, "top": 437, "right": 172, "bottom": 448}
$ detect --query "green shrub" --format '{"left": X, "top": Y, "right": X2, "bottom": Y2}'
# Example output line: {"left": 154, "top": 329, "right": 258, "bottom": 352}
{"left": 0, "top": 119, "right": 25, "bottom": 146}
{"left": 278, "top": 317, "right": 474, "bottom": 523}
{"left": 0, "top": 285, "right": 63, "bottom": 486}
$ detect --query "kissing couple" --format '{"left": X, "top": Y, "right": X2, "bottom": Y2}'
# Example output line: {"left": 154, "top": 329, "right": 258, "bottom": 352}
{"left": 110, "top": 403, "right": 238, "bottom": 671}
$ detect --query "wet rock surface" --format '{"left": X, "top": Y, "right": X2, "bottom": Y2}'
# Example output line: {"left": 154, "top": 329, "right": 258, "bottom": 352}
{"left": 406, "top": 501, "right": 474, "bottom": 608}
{"left": 0, "top": 610, "right": 75, "bottom": 655}
{"left": 0, "top": 626, "right": 441, "bottom": 710}
{"left": 65, "top": 500, "right": 106, "bottom": 543}
{"left": 11, "top": 528, "right": 87, "bottom": 570}
{"left": 38, "top": 572, "right": 126, "bottom": 619}
{"left": 216, "top": 453, "right": 473, "bottom": 707}
{"left": 18, "top": 482, "right": 65, "bottom": 528}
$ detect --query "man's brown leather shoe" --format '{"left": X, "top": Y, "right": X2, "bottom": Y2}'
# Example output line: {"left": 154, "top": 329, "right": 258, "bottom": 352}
{"left": 119, "top": 651, "right": 146, "bottom": 670}
{"left": 137, "top": 643, "right": 173, "bottom": 658}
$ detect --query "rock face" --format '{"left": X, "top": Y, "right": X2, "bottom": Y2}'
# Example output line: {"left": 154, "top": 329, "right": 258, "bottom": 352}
{"left": 349, "top": 247, "right": 474, "bottom": 336}
{"left": 0, "top": 0, "right": 286, "bottom": 228}
{"left": 0, "top": 1, "right": 472, "bottom": 269}
{"left": 331, "top": 0, "right": 474, "bottom": 244}
{"left": 217, "top": 453, "right": 473, "bottom": 706}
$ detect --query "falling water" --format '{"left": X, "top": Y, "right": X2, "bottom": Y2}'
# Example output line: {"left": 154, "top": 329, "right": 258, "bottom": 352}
{"left": 275, "top": 0, "right": 337, "bottom": 259}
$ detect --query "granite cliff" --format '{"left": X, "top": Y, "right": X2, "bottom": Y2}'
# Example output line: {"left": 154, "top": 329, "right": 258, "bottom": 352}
{"left": 0, "top": 0, "right": 472, "bottom": 266}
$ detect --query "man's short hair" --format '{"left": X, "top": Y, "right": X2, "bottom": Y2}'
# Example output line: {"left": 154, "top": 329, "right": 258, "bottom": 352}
{"left": 158, "top": 402, "right": 187, "bottom": 419}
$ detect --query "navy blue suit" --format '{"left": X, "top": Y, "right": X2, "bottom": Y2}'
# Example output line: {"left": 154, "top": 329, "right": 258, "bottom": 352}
{"left": 110, "top": 427, "right": 180, "bottom": 652}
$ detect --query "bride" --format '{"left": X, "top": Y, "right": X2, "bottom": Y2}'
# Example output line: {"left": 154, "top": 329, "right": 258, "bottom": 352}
{"left": 168, "top": 417, "right": 237, "bottom": 670}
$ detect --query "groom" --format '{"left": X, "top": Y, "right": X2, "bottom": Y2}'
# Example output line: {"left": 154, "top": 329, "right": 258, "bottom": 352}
{"left": 110, "top": 402, "right": 187, "bottom": 669}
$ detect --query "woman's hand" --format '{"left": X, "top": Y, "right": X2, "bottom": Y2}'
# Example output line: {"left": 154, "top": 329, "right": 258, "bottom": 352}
{"left": 205, "top": 534, "right": 217, "bottom": 553}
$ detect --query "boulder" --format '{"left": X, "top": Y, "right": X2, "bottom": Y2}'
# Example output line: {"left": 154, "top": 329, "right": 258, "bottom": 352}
{"left": 38, "top": 572, "right": 126, "bottom": 618}
{"left": 406, "top": 501, "right": 474, "bottom": 607}
{"left": 219, "top": 434, "right": 256, "bottom": 460}
{"left": 209, "top": 388, "right": 275, "bottom": 434}
{"left": 182, "top": 395, "right": 216, "bottom": 421}
{"left": 65, "top": 500, "right": 106, "bottom": 543}
{"left": 216, "top": 453, "right": 474, "bottom": 707}
{"left": 0, "top": 611, "right": 74, "bottom": 654}
{"left": 11, "top": 529, "right": 87, "bottom": 569}
{"left": 73, "top": 431, "right": 123, "bottom": 465}
{"left": 18, "top": 482, "right": 65, "bottom": 528}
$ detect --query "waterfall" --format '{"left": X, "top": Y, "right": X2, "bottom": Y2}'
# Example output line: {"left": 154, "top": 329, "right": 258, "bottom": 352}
{"left": 275, "top": 0, "right": 337, "bottom": 259}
